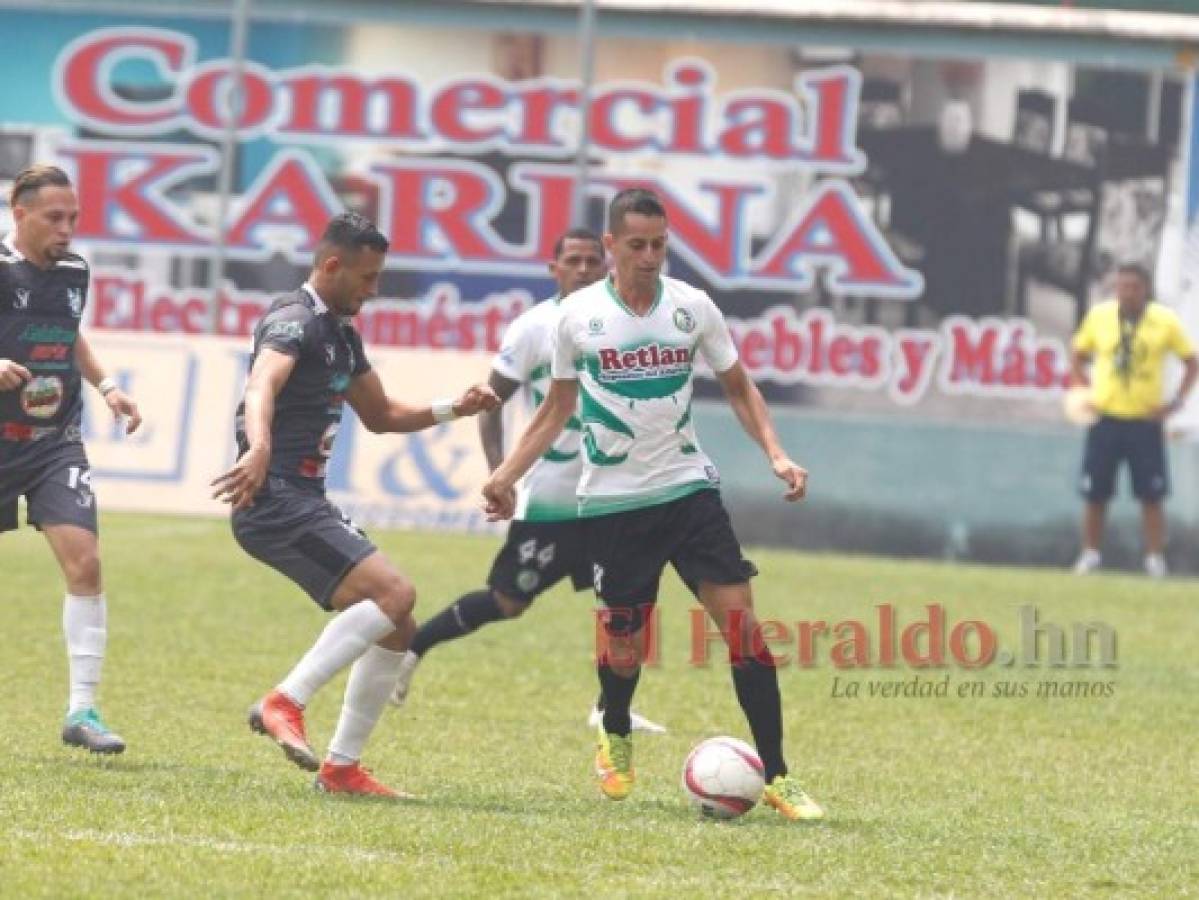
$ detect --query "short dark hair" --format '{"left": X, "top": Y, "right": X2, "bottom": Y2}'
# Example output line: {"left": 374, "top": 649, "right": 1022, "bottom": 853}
{"left": 607, "top": 188, "right": 666, "bottom": 234}
{"left": 10, "top": 164, "right": 71, "bottom": 208}
{"left": 1116, "top": 261, "right": 1152, "bottom": 289}
{"left": 552, "top": 227, "right": 602, "bottom": 259}
{"left": 315, "top": 211, "right": 389, "bottom": 262}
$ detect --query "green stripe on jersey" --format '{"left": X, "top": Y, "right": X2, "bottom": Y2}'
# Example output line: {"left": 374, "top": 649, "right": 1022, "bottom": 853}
{"left": 578, "top": 481, "right": 713, "bottom": 518}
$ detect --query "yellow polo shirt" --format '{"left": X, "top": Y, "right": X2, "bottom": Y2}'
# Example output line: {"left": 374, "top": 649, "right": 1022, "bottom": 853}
{"left": 1073, "top": 300, "right": 1195, "bottom": 419}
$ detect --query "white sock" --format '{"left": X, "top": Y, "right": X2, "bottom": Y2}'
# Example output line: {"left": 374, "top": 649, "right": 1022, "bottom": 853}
{"left": 327, "top": 644, "right": 406, "bottom": 765}
{"left": 63, "top": 593, "right": 107, "bottom": 715}
{"left": 277, "top": 601, "right": 395, "bottom": 707}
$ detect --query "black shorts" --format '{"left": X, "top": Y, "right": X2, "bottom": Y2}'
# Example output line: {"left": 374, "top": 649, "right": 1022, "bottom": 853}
{"left": 487, "top": 518, "right": 591, "bottom": 604}
{"left": 0, "top": 442, "right": 97, "bottom": 534}
{"left": 232, "top": 476, "right": 376, "bottom": 610}
{"left": 585, "top": 488, "right": 757, "bottom": 635}
{"left": 1079, "top": 416, "right": 1169, "bottom": 503}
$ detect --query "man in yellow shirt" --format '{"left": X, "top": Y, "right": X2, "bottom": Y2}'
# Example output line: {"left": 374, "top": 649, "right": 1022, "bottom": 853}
{"left": 1070, "top": 263, "right": 1197, "bottom": 577}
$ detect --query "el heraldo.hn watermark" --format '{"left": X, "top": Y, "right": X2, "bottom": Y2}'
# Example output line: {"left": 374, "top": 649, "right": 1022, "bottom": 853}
{"left": 594, "top": 604, "right": 1118, "bottom": 700}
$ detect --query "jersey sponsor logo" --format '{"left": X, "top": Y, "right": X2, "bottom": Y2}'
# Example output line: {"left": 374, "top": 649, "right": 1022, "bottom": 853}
{"left": 1, "top": 422, "right": 58, "bottom": 441}
{"left": 673, "top": 308, "right": 696, "bottom": 333}
{"left": 596, "top": 344, "right": 691, "bottom": 381}
{"left": 29, "top": 343, "right": 71, "bottom": 362}
{"left": 14, "top": 288, "right": 30, "bottom": 310}
{"left": 19, "top": 324, "right": 76, "bottom": 343}
{"left": 19, "top": 375, "right": 65, "bottom": 419}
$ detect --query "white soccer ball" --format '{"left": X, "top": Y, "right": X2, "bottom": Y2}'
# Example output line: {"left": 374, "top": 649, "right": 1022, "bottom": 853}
{"left": 681, "top": 736, "right": 765, "bottom": 820}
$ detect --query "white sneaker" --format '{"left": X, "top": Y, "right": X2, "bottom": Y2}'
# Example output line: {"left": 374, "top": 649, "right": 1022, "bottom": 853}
{"left": 1072, "top": 549, "right": 1101, "bottom": 575}
{"left": 587, "top": 705, "right": 667, "bottom": 734}
{"left": 1144, "top": 554, "right": 1168, "bottom": 579}
{"left": 388, "top": 650, "right": 421, "bottom": 708}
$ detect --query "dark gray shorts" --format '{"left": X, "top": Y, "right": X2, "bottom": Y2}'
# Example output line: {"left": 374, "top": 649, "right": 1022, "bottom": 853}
{"left": 232, "top": 476, "right": 376, "bottom": 609}
{"left": 0, "top": 442, "right": 97, "bottom": 534}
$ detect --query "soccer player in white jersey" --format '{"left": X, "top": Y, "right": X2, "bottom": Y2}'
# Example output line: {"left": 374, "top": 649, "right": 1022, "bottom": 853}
{"left": 483, "top": 188, "right": 824, "bottom": 822}
{"left": 390, "top": 228, "right": 665, "bottom": 733}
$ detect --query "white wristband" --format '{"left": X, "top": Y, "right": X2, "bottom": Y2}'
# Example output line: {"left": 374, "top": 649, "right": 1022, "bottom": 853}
{"left": 97, "top": 377, "right": 118, "bottom": 397}
{"left": 431, "top": 398, "right": 457, "bottom": 424}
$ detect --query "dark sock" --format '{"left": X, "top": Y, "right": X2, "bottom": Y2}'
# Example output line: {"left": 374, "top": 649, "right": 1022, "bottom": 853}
{"left": 410, "top": 589, "right": 507, "bottom": 657}
{"left": 731, "top": 657, "right": 787, "bottom": 781}
{"left": 597, "top": 664, "right": 640, "bottom": 736}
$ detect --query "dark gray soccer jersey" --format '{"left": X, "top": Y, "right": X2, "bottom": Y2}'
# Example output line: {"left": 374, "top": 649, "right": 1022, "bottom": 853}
{"left": 0, "top": 237, "right": 89, "bottom": 469}
{"left": 235, "top": 287, "right": 370, "bottom": 489}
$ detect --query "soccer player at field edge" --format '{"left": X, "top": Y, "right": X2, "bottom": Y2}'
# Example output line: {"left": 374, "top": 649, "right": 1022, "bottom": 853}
{"left": 1, "top": 164, "right": 142, "bottom": 754}
{"left": 212, "top": 212, "right": 498, "bottom": 798}
{"left": 1070, "top": 262, "right": 1197, "bottom": 577}
{"left": 388, "top": 228, "right": 666, "bottom": 734}
{"left": 482, "top": 188, "right": 824, "bottom": 822}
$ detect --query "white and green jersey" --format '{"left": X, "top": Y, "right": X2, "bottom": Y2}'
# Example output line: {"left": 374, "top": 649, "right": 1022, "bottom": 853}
{"left": 493, "top": 296, "right": 584, "bottom": 522}
{"left": 551, "top": 275, "right": 739, "bottom": 517}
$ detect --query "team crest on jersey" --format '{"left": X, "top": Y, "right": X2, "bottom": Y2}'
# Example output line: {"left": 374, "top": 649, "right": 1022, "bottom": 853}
{"left": 14, "top": 288, "right": 30, "bottom": 310}
{"left": 588, "top": 317, "right": 605, "bottom": 334}
{"left": 673, "top": 308, "right": 696, "bottom": 333}
{"left": 67, "top": 288, "right": 83, "bottom": 318}
{"left": 20, "top": 375, "right": 64, "bottom": 419}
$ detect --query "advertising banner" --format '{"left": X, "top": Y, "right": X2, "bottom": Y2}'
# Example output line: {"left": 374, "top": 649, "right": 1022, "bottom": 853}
{"left": 0, "top": 12, "right": 1187, "bottom": 420}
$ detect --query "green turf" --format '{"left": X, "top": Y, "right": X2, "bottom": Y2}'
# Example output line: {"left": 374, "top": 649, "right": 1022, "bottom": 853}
{"left": 0, "top": 513, "right": 1195, "bottom": 898}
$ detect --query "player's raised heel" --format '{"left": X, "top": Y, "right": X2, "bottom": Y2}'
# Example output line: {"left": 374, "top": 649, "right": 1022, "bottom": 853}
{"left": 248, "top": 690, "right": 319, "bottom": 772}
{"left": 62, "top": 708, "right": 126, "bottom": 755}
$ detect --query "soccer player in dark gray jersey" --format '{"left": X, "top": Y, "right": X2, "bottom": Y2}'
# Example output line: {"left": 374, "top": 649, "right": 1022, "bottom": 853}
{"left": 235, "top": 289, "right": 371, "bottom": 484}
{"left": 213, "top": 212, "right": 498, "bottom": 798}
{"left": 0, "top": 165, "right": 142, "bottom": 755}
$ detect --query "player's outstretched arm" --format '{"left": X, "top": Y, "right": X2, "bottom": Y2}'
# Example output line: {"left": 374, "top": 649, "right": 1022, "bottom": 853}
{"left": 716, "top": 361, "right": 807, "bottom": 502}
{"left": 75, "top": 333, "right": 142, "bottom": 434}
{"left": 482, "top": 377, "right": 578, "bottom": 520}
{"left": 346, "top": 370, "right": 500, "bottom": 434}
{"left": 211, "top": 348, "right": 294, "bottom": 510}
{"left": 479, "top": 369, "right": 521, "bottom": 472}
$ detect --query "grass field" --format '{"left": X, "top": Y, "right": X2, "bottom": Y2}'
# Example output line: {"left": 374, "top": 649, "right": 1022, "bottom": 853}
{"left": 1, "top": 513, "right": 1195, "bottom": 898}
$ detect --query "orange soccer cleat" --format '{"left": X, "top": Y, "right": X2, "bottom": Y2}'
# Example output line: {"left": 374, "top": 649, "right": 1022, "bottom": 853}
{"left": 248, "top": 690, "right": 319, "bottom": 772}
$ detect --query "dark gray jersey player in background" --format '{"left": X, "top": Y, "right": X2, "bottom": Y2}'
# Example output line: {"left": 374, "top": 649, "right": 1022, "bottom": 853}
{"left": 0, "top": 165, "right": 142, "bottom": 755}
{"left": 213, "top": 211, "right": 498, "bottom": 798}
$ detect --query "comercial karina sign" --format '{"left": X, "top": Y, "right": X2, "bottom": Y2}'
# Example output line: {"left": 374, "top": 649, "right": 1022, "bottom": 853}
{"left": 51, "top": 26, "right": 1074, "bottom": 403}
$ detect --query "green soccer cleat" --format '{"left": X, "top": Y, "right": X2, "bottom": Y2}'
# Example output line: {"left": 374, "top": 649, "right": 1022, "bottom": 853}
{"left": 62, "top": 708, "right": 126, "bottom": 755}
{"left": 594, "top": 726, "right": 635, "bottom": 800}
{"left": 762, "top": 774, "right": 824, "bottom": 822}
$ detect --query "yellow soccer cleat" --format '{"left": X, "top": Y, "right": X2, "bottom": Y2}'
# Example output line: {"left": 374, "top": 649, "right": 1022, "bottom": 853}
{"left": 762, "top": 774, "right": 825, "bottom": 822}
{"left": 594, "top": 726, "right": 635, "bottom": 800}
